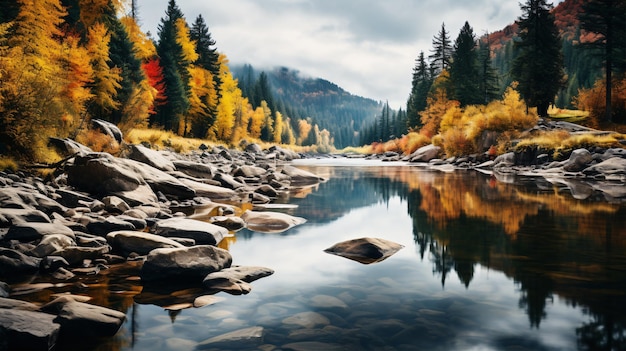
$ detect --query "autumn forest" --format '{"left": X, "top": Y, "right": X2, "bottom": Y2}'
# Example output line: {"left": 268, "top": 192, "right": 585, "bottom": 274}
{"left": 0, "top": 0, "right": 625, "bottom": 163}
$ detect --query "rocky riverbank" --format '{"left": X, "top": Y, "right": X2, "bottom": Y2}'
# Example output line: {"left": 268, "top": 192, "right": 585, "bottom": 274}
{"left": 0, "top": 121, "right": 327, "bottom": 350}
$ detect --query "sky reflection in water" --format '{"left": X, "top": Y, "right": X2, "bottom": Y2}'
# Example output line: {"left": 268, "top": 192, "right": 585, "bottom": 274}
{"left": 124, "top": 159, "right": 626, "bottom": 351}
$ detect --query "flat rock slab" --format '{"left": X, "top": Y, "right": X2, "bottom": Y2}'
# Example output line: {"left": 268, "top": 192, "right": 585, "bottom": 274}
{"left": 241, "top": 210, "right": 306, "bottom": 233}
{"left": 324, "top": 237, "right": 404, "bottom": 264}
{"left": 0, "top": 309, "right": 60, "bottom": 351}
{"left": 140, "top": 245, "right": 232, "bottom": 282}
{"left": 106, "top": 230, "right": 185, "bottom": 256}
{"left": 41, "top": 297, "right": 125, "bottom": 338}
{"left": 153, "top": 217, "right": 227, "bottom": 245}
{"left": 197, "top": 326, "right": 264, "bottom": 349}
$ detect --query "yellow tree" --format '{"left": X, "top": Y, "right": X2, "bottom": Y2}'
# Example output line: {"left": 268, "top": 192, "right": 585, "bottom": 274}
{"left": 188, "top": 66, "right": 218, "bottom": 137}
{"left": 249, "top": 106, "right": 265, "bottom": 139}
{"left": 59, "top": 33, "right": 93, "bottom": 130}
{"left": 273, "top": 111, "right": 284, "bottom": 143}
{"left": 120, "top": 15, "right": 156, "bottom": 61}
{"left": 86, "top": 22, "right": 122, "bottom": 119}
{"left": 297, "top": 119, "right": 313, "bottom": 145}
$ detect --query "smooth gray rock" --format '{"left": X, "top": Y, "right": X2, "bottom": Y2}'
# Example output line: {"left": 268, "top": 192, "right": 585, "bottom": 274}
{"left": 408, "top": 144, "right": 442, "bottom": 163}
{"left": 0, "top": 248, "right": 41, "bottom": 276}
{"left": 563, "top": 148, "right": 593, "bottom": 172}
{"left": 52, "top": 245, "right": 110, "bottom": 266}
{"left": 41, "top": 296, "right": 125, "bottom": 337}
{"left": 0, "top": 297, "right": 39, "bottom": 311}
{"left": 197, "top": 326, "right": 264, "bottom": 349}
{"left": 208, "top": 216, "right": 246, "bottom": 232}
{"left": 6, "top": 222, "right": 75, "bottom": 242}
{"left": 86, "top": 216, "right": 136, "bottom": 236}
{"left": 177, "top": 178, "right": 237, "bottom": 200}
{"left": 102, "top": 196, "right": 131, "bottom": 214}
{"left": 583, "top": 157, "right": 626, "bottom": 176}
{"left": 233, "top": 165, "right": 267, "bottom": 178}
{"left": 127, "top": 144, "right": 175, "bottom": 172}
{"left": 140, "top": 245, "right": 232, "bottom": 282}
{"left": 92, "top": 119, "right": 123, "bottom": 143}
{"left": 30, "top": 234, "right": 76, "bottom": 258}
{"left": 48, "top": 137, "right": 93, "bottom": 156}
{"left": 117, "top": 158, "right": 196, "bottom": 200}
{"left": 0, "top": 208, "right": 50, "bottom": 224}
{"left": 106, "top": 230, "right": 185, "bottom": 256}
{"left": 213, "top": 173, "right": 247, "bottom": 190}
{"left": 203, "top": 266, "right": 274, "bottom": 284}
{"left": 153, "top": 217, "right": 227, "bottom": 245}
{"left": 493, "top": 152, "right": 516, "bottom": 168}
{"left": 324, "top": 237, "right": 404, "bottom": 264}
{"left": 172, "top": 160, "right": 217, "bottom": 179}
{"left": 0, "top": 309, "right": 60, "bottom": 351}
{"left": 241, "top": 210, "right": 306, "bottom": 233}
{"left": 281, "top": 165, "right": 324, "bottom": 186}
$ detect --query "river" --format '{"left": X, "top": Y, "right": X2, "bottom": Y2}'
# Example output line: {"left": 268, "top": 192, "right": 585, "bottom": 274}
{"left": 52, "top": 158, "right": 626, "bottom": 350}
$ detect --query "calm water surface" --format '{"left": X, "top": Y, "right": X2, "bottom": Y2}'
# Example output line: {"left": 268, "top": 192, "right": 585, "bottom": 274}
{"left": 46, "top": 159, "right": 626, "bottom": 350}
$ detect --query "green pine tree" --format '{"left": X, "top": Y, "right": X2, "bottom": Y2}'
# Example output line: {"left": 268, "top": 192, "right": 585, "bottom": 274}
{"left": 511, "top": 0, "right": 564, "bottom": 117}
{"left": 450, "top": 21, "right": 481, "bottom": 106}
{"left": 429, "top": 23, "right": 452, "bottom": 75}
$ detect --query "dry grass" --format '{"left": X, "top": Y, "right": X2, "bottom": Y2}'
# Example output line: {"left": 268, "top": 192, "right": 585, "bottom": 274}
{"left": 514, "top": 130, "right": 626, "bottom": 158}
{"left": 76, "top": 129, "right": 121, "bottom": 154}
{"left": 125, "top": 128, "right": 218, "bottom": 153}
{"left": 0, "top": 156, "right": 19, "bottom": 172}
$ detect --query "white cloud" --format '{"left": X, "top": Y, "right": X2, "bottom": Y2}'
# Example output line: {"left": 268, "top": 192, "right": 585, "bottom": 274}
{"left": 137, "top": 0, "right": 564, "bottom": 109}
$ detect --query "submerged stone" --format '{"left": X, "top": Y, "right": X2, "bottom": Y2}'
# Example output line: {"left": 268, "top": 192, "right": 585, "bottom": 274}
{"left": 324, "top": 237, "right": 404, "bottom": 264}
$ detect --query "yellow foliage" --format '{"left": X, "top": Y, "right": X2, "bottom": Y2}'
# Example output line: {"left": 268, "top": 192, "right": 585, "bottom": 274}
{"left": 419, "top": 89, "right": 459, "bottom": 137}
{"left": 515, "top": 130, "right": 625, "bottom": 159}
{"left": 249, "top": 107, "right": 265, "bottom": 139}
{"left": 87, "top": 23, "right": 122, "bottom": 115}
{"left": 120, "top": 16, "right": 157, "bottom": 60}
{"left": 118, "top": 80, "right": 157, "bottom": 134}
{"left": 0, "top": 156, "right": 19, "bottom": 172}
{"left": 76, "top": 129, "right": 120, "bottom": 154}
{"left": 175, "top": 18, "right": 198, "bottom": 63}
{"left": 297, "top": 119, "right": 313, "bottom": 145}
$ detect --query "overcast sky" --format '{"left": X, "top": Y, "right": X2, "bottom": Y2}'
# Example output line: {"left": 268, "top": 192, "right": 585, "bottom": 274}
{"left": 137, "top": 0, "right": 564, "bottom": 110}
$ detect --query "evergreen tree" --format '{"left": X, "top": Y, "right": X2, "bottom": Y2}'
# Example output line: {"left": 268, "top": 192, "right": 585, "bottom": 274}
{"left": 511, "top": 0, "right": 564, "bottom": 117}
{"left": 579, "top": 0, "right": 626, "bottom": 122}
{"left": 154, "top": 0, "right": 188, "bottom": 131}
{"left": 477, "top": 34, "right": 500, "bottom": 104}
{"left": 450, "top": 21, "right": 481, "bottom": 106}
{"left": 429, "top": 23, "right": 452, "bottom": 75}
{"left": 190, "top": 14, "right": 221, "bottom": 90}
{"left": 407, "top": 51, "right": 431, "bottom": 129}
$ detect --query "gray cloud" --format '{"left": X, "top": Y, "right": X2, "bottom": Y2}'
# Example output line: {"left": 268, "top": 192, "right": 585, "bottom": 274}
{"left": 137, "top": 0, "right": 563, "bottom": 109}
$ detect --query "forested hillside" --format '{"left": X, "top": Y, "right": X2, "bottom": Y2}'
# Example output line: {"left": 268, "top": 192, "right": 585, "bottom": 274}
{"left": 232, "top": 65, "right": 382, "bottom": 149}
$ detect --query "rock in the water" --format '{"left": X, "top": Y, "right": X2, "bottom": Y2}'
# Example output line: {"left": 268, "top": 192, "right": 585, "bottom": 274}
{"left": 324, "top": 237, "right": 404, "bottom": 264}
{"left": 208, "top": 216, "right": 246, "bottom": 232}
{"left": 140, "top": 245, "right": 232, "bottom": 282}
{"left": 153, "top": 217, "right": 227, "bottom": 245}
{"left": 30, "top": 234, "right": 76, "bottom": 258}
{"left": 197, "top": 326, "right": 264, "bottom": 349}
{"left": 41, "top": 296, "right": 125, "bottom": 337}
{"left": 202, "top": 266, "right": 273, "bottom": 294}
{"left": 5, "top": 222, "right": 74, "bottom": 242}
{"left": 172, "top": 160, "right": 217, "bottom": 179}
{"left": 583, "top": 157, "right": 626, "bottom": 177}
{"left": 52, "top": 246, "right": 110, "bottom": 266}
{"left": 408, "top": 144, "right": 442, "bottom": 163}
{"left": 0, "top": 248, "right": 42, "bottom": 277}
{"left": 106, "top": 230, "right": 185, "bottom": 256}
{"left": 563, "top": 148, "right": 593, "bottom": 172}
{"left": 281, "top": 165, "right": 324, "bottom": 186}
{"left": 241, "top": 210, "right": 306, "bottom": 233}
{"left": 0, "top": 309, "right": 60, "bottom": 351}
{"left": 177, "top": 178, "right": 237, "bottom": 200}
{"left": 127, "top": 144, "right": 175, "bottom": 172}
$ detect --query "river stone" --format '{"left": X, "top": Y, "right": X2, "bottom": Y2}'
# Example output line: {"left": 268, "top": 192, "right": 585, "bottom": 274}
{"left": 197, "top": 326, "right": 264, "bottom": 349}
{"left": 208, "top": 216, "right": 246, "bottom": 232}
{"left": 127, "top": 144, "right": 176, "bottom": 172}
{"left": 0, "top": 309, "right": 60, "bottom": 351}
{"left": 563, "top": 148, "right": 593, "bottom": 172}
{"left": 102, "top": 196, "right": 131, "bottom": 213}
{"left": 0, "top": 208, "right": 50, "bottom": 224}
{"left": 241, "top": 210, "right": 307, "bottom": 233}
{"left": 30, "top": 234, "right": 76, "bottom": 258}
{"left": 41, "top": 296, "right": 125, "bottom": 337}
{"left": 153, "top": 217, "right": 227, "bottom": 245}
{"left": 54, "top": 188, "right": 95, "bottom": 208}
{"left": 106, "top": 230, "right": 185, "bottom": 256}
{"left": 177, "top": 178, "right": 237, "bottom": 200}
{"left": 282, "top": 312, "right": 330, "bottom": 329}
{"left": 233, "top": 165, "right": 267, "bottom": 178}
{"left": 0, "top": 248, "right": 42, "bottom": 277}
{"left": 117, "top": 158, "right": 196, "bottom": 200}
{"left": 48, "top": 137, "right": 93, "bottom": 156}
{"left": 140, "top": 245, "right": 232, "bottom": 282}
{"left": 281, "top": 165, "right": 324, "bottom": 186}
{"left": 52, "top": 245, "right": 111, "bottom": 266}
{"left": 86, "top": 216, "right": 136, "bottom": 236}
{"left": 583, "top": 157, "right": 626, "bottom": 176}
{"left": 324, "top": 237, "right": 404, "bottom": 264}
{"left": 5, "top": 222, "right": 74, "bottom": 242}
{"left": 203, "top": 266, "right": 274, "bottom": 284}
{"left": 0, "top": 297, "right": 39, "bottom": 311}
{"left": 172, "top": 160, "right": 217, "bottom": 178}
{"left": 213, "top": 173, "right": 247, "bottom": 190}
{"left": 408, "top": 144, "right": 442, "bottom": 163}
{"left": 254, "top": 184, "right": 279, "bottom": 198}
{"left": 310, "top": 295, "right": 348, "bottom": 309}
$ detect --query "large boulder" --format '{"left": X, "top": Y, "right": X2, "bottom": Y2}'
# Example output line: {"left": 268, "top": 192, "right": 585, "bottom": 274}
{"left": 106, "top": 230, "right": 185, "bottom": 256}
{"left": 408, "top": 144, "right": 442, "bottom": 163}
{"left": 0, "top": 208, "right": 50, "bottom": 225}
{"left": 66, "top": 153, "right": 158, "bottom": 206}
{"left": 562, "top": 148, "right": 593, "bottom": 172}
{"left": 91, "top": 119, "right": 123, "bottom": 143}
{"left": 583, "top": 157, "right": 626, "bottom": 177}
{"left": 153, "top": 217, "right": 227, "bottom": 245}
{"left": 140, "top": 245, "right": 232, "bottom": 282}
{"left": 41, "top": 296, "right": 126, "bottom": 337}
{"left": 280, "top": 165, "right": 324, "bottom": 187}
{"left": 117, "top": 158, "right": 196, "bottom": 200}
{"left": 324, "top": 237, "right": 404, "bottom": 264}
{"left": 30, "top": 234, "right": 76, "bottom": 258}
{"left": 177, "top": 178, "right": 237, "bottom": 200}
{"left": 172, "top": 160, "right": 217, "bottom": 179}
{"left": 241, "top": 210, "right": 306, "bottom": 233}
{"left": 127, "top": 144, "right": 175, "bottom": 172}
{"left": 0, "top": 309, "right": 60, "bottom": 351}
{"left": 0, "top": 248, "right": 41, "bottom": 278}
{"left": 5, "top": 222, "right": 74, "bottom": 242}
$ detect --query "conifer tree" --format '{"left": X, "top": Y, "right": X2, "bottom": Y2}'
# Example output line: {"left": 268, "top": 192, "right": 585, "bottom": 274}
{"left": 407, "top": 51, "right": 431, "bottom": 129}
{"left": 511, "top": 0, "right": 564, "bottom": 117}
{"left": 450, "top": 21, "right": 481, "bottom": 106}
{"left": 477, "top": 34, "right": 500, "bottom": 104}
{"left": 154, "top": 0, "right": 188, "bottom": 130}
{"left": 190, "top": 15, "right": 221, "bottom": 89}
{"left": 429, "top": 23, "right": 452, "bottom": 75}
{"left": 579, "top": 0, "right": 626, "bottom": 122}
